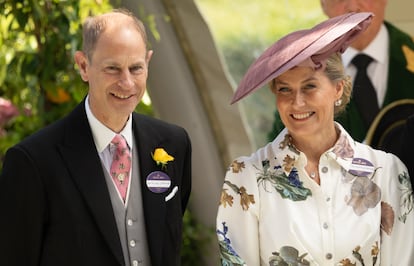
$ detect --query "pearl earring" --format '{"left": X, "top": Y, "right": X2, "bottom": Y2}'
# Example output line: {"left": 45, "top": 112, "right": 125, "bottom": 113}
{"left": 335, "top": 99, "right": 342, "bottom": 106}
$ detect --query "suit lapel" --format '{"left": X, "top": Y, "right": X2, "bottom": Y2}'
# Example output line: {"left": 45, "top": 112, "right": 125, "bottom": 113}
{"left": 133, "top": 113, "right": 175, "bottom": 266}
{"left": 385, "top": 22, "right": 414, "bottom": 102}
{"left": 57, "top": 102, "right": 124, "bottom": 265}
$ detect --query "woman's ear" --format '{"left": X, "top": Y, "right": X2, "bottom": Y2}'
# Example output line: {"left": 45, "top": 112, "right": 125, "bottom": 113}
{"left": 74, "top": 51, "right": 89, "bottom": 82}
{"left": 335, "top": 79, "right": 344, "bottom": 99}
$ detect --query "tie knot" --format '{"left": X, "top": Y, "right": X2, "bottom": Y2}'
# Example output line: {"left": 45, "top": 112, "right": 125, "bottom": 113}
{"left": 111, "top": 134, "right": 128, "bottom": 150}
{"left": 351, "top": 54, "right": 373, "bottom": 70}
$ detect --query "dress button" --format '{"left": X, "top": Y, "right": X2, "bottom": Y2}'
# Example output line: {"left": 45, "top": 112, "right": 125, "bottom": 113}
{"left": 322, "top": 166, "right": 328, "bottom": 173}
{"left": 326, "top": 197, "right": 331, "bottom": 202}
{"left": 132, "top": 260, "right": 138, "bottom": 266}
{"left": 326, "top": 253, "right": 332, "bottom": 260}
{"left": 323, "top": 222, "right": 328, "bottom": 229}
{"left": 127, "top": 219, "right": 133, "bottom": 226}
{"left": 130, "top": 240, "right": 136, "bottom": 247}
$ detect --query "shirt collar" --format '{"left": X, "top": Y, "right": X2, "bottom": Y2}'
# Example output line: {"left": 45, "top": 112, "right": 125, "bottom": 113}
{"left": 85, "top": 95, "right": 133, "bottom": 153}
{"left": 342, "top": 23, "right": 389, "bottom": 67}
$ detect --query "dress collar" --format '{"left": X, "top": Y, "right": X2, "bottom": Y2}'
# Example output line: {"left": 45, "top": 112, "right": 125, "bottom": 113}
{"left": 271, "top": 123, "right": 357, "bottom": 176}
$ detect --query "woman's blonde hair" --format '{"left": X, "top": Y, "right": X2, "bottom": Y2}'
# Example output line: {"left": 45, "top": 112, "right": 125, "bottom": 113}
{"left": 324, "top": 52, "right": 352, "bottom": 116}
{"left": 269, "top": 52, "right": 352, "bottom": 116}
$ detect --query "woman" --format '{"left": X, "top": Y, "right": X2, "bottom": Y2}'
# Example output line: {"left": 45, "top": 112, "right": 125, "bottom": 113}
{"left": 216, "top": 12, "right": 413, "bottom": 265}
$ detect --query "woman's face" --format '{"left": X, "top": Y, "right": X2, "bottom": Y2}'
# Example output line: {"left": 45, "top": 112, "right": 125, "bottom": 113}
{"left": 272, "top": 66, "right": 343, "bottom": 139}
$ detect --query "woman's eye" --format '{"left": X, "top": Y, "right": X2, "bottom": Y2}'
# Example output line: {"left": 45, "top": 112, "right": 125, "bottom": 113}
{"left": 304, "top": 83, "right": 317, "bottom": 90}
{"left": 277, "top": 87, "right": 290, "bottom": 93}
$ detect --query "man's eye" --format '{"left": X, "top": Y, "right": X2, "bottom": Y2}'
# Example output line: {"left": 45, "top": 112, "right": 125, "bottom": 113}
{"left": 105, "top": 66, "right": 119, "bottom": 73}
{"left": 130, "top": 66, "right": 144, "bottom": 73}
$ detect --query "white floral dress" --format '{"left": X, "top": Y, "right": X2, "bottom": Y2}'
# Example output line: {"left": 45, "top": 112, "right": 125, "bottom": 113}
{"left": 216, "top": 123, "right": 414, "bottom": 265}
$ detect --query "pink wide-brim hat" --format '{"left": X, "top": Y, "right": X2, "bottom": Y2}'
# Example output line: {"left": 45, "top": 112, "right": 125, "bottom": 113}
{"left": 231, "top": 12, "right": 373, "bottom": 104}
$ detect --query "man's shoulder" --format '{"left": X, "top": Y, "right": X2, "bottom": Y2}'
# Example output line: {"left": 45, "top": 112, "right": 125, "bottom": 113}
{"left": 132, "top": 113, "right": 187, "bottom": 135}
{"left": 15, "top": 103, "right": 85, "bottom": 149}
{"left": 385, "top": 21, "right": 414, "bottom": 46}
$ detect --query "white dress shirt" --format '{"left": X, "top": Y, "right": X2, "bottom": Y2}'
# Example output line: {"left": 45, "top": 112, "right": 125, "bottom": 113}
{"left": 342, "top": 24, "right": 389, "bottom": 107}
{"left": 85, "top": 95, "right": 134, "bottom": 202}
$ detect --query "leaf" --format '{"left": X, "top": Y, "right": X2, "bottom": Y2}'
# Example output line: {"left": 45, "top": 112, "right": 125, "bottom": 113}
{"left": 381, "top": 201, "right": 395, "bottom": 235}
{"left": 220, "top": 189, "right": 234, "bottom": 207}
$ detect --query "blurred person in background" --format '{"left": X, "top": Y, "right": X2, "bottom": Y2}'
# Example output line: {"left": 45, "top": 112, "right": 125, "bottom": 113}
{"left": 269, "top": 0, "right": 414, "bottom": 155}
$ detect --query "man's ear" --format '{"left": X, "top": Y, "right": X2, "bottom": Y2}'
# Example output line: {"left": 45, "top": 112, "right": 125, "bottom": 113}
{"left": 74, "top": 51, "right": 89, "bottom": 82}
{"left": 146, "top": 50, "right": 154, "bottom": 65}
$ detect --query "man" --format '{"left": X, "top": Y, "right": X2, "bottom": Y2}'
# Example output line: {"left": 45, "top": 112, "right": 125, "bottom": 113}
{"left": 322, "top": 0, "right": 414, "bottom": 143}
{"left": 269, "top": 0, "right": 414, "bottom": 144}
{"left": 0, "top": 9, "right": 191, "bottom": 266}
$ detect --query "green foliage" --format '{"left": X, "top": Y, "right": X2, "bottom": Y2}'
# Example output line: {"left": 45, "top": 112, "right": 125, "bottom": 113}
{"left": 181, "top": 209, "right": 214, "bottom": 265}
{"left": 0, "top": 0, "right": 154, "bottom": 163}
{"left": 196, "top": 0, "right": 325, "bottom": 84}
{"left": 0, "top": 0, "right": 109, "bottom": 161}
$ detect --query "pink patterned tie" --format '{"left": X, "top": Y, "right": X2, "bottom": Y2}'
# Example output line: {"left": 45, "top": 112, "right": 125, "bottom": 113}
{"left": 110, "top": 134, "right": 131, "bottom": 202}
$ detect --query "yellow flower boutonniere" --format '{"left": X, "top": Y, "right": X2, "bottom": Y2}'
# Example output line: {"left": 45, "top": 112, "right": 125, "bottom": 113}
{"left": 152, "top": 148, "right": 174, "bottom": 170}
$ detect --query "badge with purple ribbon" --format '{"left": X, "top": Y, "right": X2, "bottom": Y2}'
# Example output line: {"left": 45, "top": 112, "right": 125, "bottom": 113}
{"left": 146, "top": 171, "right": 171, "bottom": 193}
{"left": 349, "top": 157, "right": 374, "bottom": 177}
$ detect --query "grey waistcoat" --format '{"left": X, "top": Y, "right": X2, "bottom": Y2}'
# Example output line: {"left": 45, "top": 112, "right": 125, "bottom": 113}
{"left": 103, "top": 145, "right": 152, "bottom": 266}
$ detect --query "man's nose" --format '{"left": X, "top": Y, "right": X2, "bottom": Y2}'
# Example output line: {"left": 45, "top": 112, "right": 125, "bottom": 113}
{"left": 118, "top": 71, "right": 134, "bottom": 88}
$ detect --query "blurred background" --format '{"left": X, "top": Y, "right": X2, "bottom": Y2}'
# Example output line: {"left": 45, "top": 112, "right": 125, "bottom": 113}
{"left": 1, "top": 0, "right": 413, "bottom": 265}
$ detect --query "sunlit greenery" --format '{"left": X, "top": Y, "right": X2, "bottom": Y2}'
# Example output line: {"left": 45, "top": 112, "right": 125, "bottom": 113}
{"left": 196, "top": 0, "right": 325, "bottom": 83}
{"left": 0, "top": 0, "right": 111, "bottom": 161}
{"left": 196, "top": 0, "right": 326, "bottom": 147}
{"left": 0, "top": 0, "right": 155, "bottom": 163}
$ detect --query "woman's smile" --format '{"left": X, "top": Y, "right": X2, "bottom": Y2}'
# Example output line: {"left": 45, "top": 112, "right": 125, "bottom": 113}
{"left": 291, "top": 112, "right": 315, "bottom": 120}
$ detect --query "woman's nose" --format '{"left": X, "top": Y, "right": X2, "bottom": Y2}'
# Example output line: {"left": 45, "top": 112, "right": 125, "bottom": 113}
{"left": 292, "top": 92, "right": 306, "bottom": 106}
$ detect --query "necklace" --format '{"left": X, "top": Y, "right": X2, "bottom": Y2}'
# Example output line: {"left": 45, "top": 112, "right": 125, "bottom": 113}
{"left": 310, "top": 172, "right": 317, "bottom": 179}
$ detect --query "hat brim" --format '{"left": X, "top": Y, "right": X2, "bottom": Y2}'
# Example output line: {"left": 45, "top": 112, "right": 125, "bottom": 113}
{"left": 231, "top": 12, "right": 373, "bottom": 104}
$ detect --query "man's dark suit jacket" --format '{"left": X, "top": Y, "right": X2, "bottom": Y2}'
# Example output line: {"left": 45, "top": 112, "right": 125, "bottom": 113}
{"left": 336, "top": 21, "right": 414, "bottom": 142}
{"left": 0, "top": 100, "right": 192, "bottom": 266}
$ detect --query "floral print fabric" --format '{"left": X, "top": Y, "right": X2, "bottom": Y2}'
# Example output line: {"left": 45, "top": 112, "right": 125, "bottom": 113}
{"left": 216, "top": 123, "right": 414, "bottom": 265}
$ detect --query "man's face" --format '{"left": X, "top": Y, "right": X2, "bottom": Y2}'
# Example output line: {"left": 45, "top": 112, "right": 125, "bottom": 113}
{"left": 320, "top": 0, "right": 388, "bottom": 50}
{"left": 75, "top": 18, "right": 152, "bottom": 132}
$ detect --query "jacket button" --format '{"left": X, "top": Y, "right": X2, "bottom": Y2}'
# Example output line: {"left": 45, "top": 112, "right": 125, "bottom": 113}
{"left": 130, "top": 240, "right": 136, "bottom": 247}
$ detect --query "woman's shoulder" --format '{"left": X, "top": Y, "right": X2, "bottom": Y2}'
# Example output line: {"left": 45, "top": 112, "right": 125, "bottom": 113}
{"left": 353, "top": 141, "right": 407, "bottom": 175}
{"left": 233, "top": 129, "right": 294, "bottom": 169}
